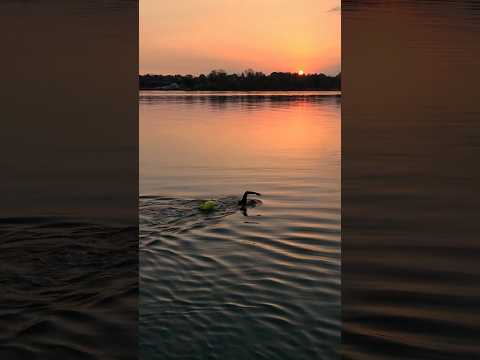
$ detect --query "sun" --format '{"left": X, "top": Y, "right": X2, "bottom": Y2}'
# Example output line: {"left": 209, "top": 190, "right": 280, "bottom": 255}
{"left": 298, "top": 69, "right": 304, "bottom": 75}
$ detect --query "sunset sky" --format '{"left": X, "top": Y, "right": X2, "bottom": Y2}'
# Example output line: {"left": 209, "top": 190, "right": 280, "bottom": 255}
{"left": 140, "top": 0, "right": 340, "bottom": 76}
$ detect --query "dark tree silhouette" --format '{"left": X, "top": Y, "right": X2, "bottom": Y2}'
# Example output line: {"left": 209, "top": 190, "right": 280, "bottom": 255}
{"left": 139, "top": 70, "right": 341, "bottom": 91}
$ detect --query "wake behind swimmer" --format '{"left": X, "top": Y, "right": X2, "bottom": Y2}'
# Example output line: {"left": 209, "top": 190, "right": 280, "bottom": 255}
{"left": 199, "top": 191, "right": 262, "bottom": 212}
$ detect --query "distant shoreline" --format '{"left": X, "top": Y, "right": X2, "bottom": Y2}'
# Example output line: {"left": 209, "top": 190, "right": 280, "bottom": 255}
{"left": 139, "top": 70, "right": 341, "bottom": 92}
{"left": 139, "top": 88, "right": 342, "bottom": 93}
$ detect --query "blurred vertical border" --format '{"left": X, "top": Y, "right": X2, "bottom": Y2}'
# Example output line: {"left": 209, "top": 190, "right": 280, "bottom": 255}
{"left": 342, "top": 1, "right": 480, "bottom": 359}
{"left": 0, "top": 1, "right": 138, "bottom": 359}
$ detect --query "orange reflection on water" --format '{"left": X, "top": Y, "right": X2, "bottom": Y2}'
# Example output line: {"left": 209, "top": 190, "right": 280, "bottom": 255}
{"left": 141, "top": 94, "right": 340, "bottom": 176}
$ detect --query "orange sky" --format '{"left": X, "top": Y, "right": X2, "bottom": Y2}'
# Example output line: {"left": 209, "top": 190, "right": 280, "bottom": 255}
{"left": 140, "top": 0, "right": 340, "bottom": 75}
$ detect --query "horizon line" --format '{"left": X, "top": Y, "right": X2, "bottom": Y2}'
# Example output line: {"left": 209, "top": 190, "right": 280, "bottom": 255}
{"left": 139, "top": 70, "right": 341, "bottom": 77}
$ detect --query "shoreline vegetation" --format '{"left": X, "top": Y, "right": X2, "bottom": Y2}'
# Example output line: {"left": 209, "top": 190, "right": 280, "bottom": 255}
{"left": 139, "top": 69, "right": 341, "bottom": 91}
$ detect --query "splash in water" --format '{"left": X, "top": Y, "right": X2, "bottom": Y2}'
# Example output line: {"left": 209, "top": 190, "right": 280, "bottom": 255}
{"left": 140, "top": 194, "right": 262, "bottom": 235}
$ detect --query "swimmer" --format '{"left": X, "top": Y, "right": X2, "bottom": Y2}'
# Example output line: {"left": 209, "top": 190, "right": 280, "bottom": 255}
{"left": 238, "top": 191, "right": 262, "bottom": 208}
{"left": 198, "top": 191, "right": 262, "bottom": 213}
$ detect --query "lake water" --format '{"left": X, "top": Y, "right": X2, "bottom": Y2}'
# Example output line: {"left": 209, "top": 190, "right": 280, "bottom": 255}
{"left": 139, "top": 91, "right": 341, "bottom": 359}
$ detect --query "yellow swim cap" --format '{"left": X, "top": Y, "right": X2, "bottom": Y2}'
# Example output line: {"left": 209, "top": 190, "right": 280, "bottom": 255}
{"left": 199, "top": 200, "right": 217, "bottom": 211}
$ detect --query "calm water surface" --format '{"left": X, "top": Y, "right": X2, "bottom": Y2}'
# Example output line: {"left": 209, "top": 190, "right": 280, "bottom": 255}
{"left": 140, "top": 91, "right": 341, "bottom": 359}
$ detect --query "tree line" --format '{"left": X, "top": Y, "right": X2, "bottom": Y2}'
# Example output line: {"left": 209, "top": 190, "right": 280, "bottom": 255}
{"left": 140, "top": 69, "right": 341, "bottom": 91}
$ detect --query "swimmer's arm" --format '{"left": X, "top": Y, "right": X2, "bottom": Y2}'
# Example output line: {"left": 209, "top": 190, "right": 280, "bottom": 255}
{"left": 239, "top": 191, "right": 261, "bottom": 205}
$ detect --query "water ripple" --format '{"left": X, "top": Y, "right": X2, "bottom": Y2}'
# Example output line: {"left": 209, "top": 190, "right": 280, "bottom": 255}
{"left": 140, "top": 193, "right": 340, "bottom": 360}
